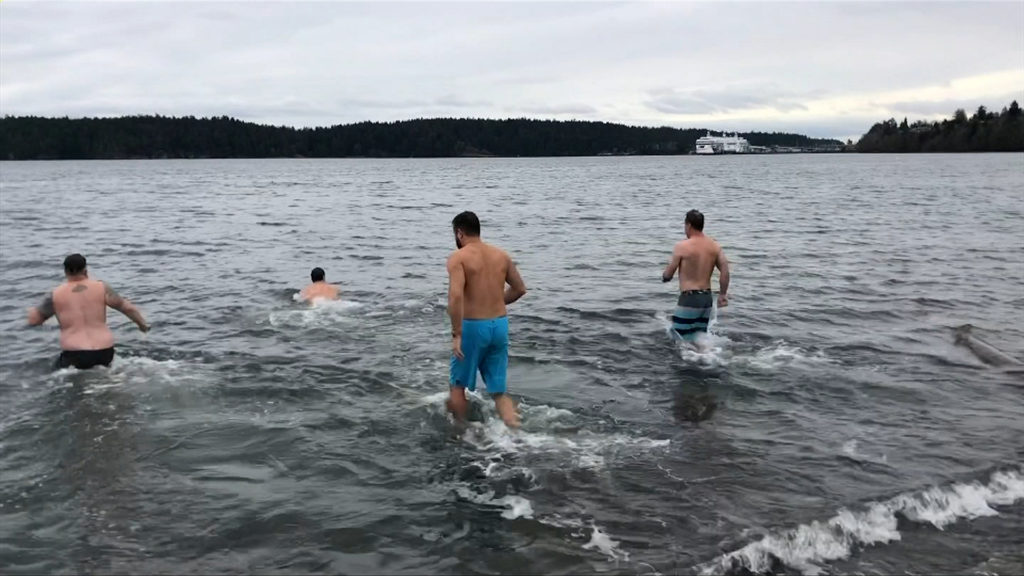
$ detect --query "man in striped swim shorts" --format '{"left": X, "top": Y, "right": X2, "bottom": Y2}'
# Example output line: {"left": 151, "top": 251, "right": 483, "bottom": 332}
{"left": 662, "top": 210, "right": 730, "bottom": 345}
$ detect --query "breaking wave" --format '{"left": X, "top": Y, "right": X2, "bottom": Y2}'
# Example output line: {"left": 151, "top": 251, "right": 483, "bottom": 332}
{"left": 698, "top": 467, "right": 1024, "bottom": 575}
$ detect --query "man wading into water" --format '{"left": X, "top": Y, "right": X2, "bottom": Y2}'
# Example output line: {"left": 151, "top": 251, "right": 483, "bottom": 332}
{"left": 446, "top": 211, "right": 527, "bottom": 428}
{"left": 27, "top": 253, "right": 150, "bottom": 369}
{"left": 662, "top": 210, "right": 730, "bottom": 348}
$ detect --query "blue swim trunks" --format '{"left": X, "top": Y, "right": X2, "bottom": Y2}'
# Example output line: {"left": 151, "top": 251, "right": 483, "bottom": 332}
{"left": 450, "top": 316, "right": 509, "bottom": 395}
{"left": 672, "top": 289, "right": 713, "bottom": 342}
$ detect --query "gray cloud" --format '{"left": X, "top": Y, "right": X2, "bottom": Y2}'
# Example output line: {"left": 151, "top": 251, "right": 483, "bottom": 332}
{"left": 516, "top": 103, "right": 599, "bottom": 116}
{"left": 645, "top": 86, "right": 818, "bottom": 115}
{"left": 883, "top": 94, "right": 1024, "bottom": 118}
{"left": 1, "top": 1, "right": 1021, "bottom": 138}
{"left": 434, "top": 95, "right": 492, "bottom": 109}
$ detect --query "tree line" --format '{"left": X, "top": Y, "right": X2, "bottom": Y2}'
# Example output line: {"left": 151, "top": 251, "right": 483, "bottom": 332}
{"left": 855, "top": 100, "right": 1024, "bottom": 153}
{"left": 0, "top": 115, "right": 842, "bottom": 160}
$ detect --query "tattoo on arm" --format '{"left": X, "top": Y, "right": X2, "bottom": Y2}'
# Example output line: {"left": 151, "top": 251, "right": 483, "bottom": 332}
{"left": 37, "top": 293, "right": 55, "bottom": 319}
{"left": 103, "top": 282, "right": 126, "bottom": 309}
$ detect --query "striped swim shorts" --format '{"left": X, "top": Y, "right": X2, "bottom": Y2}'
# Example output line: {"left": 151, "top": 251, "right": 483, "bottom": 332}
{"left": 671, "top": 289, "right": 713, "bottom": 342}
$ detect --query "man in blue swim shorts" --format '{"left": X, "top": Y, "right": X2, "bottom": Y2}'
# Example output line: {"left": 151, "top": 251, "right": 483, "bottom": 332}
{"left": 446, "top": 211, "right": 528, "bottom": 427}
{"left": 662, "top": 210, "right": 731, "bottom": 347}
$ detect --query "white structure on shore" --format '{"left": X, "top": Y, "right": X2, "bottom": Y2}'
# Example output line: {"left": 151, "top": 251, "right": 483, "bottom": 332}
{"left": 695, "top": 132, "right": 751, "bottom": 155}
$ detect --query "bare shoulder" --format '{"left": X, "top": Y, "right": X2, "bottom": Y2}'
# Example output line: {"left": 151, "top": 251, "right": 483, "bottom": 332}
{"left": 491, "top": 244, "right": 515, "bottom": 270}
{"left": 493, "top": 243, "right": 511, "bottom": 261}
{"left": 446, "top": 249, "right": 464, "bottom": 269}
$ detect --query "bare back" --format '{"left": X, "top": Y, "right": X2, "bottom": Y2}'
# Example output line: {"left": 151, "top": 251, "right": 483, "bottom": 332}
{"left": 52, "top": 279, "right": 115, "bottom": 351}
{"left": 453, "top": 242, "right": 511, "bottom": 319}
{"left": 300, "top": 283, "right": 340, "bottom": 302}
{"left": 675, "top": 235, "right": 722, "bottom": 291}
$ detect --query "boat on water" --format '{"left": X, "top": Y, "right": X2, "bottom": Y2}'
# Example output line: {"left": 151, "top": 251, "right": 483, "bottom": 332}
{"left": 694, "top": 132, "right": 751, "bottom": 155}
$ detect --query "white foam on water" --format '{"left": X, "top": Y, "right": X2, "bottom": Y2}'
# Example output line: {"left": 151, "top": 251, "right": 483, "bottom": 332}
{"left": 311, "top": 298, "right": 363, "bottom": 311}
{"left": 840, "top": 439, "right": 889, "bottom": 465}
{"left": 522, "top": 403, "right": 576, "bottom": 423}
{"left": 454, "top": 486, "right": 534, "bottom": 520}
{"left": 48, "top": 366, "right": 85, "bottom": 381}
{"left": 424, "top": 390, "right": 663, "bottom": 569}
{"left": 698, "top": 467, "right": 1024, "bottom": 576}
{"left": 462, "top": 418, "right": 669, "bottom": 470}
{"left": 676, "top": 332, "right": 731, "bottom": 367}
{"left": 48, "top": 356, "right": 194, "bottom": 387}
{"left": 113, "top": 356, "right": 183, "bottom": 370}
{"left": 538, "top": 515, "right": 631, "bottom": 563}
{"left": 841, "top": 439, "right": 859, "bottom": 457}
{"left": 269, "top": 299, "right": 364, "bottom": 328}
{"left": 418, "top": 390, "right": 452, "bottom": 406}
{"left": 657, "top": 311, "right": 732, "bottom": 367}
{"left": 736, "top": 342, "right": 832, "bottom": 372}
{"left": 417, "top": 390, "right": 670, "bottom": 470}
{"left": 40, "top": 355, "right": 206, "bottom": 398}
{"left": 498, "top": 495, "right": 535, "bottom": 520}
{"left": 582, "top": 524, "right": 630, "bottom": 562}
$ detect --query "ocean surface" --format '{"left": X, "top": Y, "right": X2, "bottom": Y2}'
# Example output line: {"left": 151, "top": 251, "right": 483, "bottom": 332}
{"left": 1, "top": 154, "right": 1022, "bottom": 575}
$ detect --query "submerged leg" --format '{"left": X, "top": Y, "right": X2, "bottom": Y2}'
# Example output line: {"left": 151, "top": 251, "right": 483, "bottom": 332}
{"left": 447, "top": 386, "right": 469, "bottom": 422}
{"left": 493, "top": 394, "right": 520, "bottom": 428}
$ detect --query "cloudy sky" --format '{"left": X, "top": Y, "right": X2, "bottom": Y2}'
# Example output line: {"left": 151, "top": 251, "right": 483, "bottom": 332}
{"left": 2, "top": 1, "right": 1022, "bottom": 139}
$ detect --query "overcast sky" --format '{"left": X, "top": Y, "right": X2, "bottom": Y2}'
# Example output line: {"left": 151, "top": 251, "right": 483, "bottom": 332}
{"left": 2, "top": 1, "right": 1022, "bottom": 139}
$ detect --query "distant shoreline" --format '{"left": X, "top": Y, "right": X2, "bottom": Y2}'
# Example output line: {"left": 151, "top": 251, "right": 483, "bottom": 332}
{"left": 0, "top": 115, "right": 844, "bottom": 161}
{"left": 3, "top": 107, "right": 1020, "bottom": 159}
{"left": 7, "top": 151, "right": 1024, "bottom": 162}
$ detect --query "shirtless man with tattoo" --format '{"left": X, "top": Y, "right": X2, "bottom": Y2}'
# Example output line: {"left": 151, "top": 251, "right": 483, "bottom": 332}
{"left": 27, "top": 253, "right": 150, "bottom": 370}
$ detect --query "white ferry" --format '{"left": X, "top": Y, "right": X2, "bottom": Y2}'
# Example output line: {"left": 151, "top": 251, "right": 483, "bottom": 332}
{"left": 694, "top": 132, "right": 751, "bottom": 155}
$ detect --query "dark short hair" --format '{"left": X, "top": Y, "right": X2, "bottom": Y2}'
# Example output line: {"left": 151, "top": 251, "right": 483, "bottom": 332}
{"left": 685, "top": 209, "right": 704, "bottom": 231}
{"left": 311, "top": 267, "right": 325, "bottom": 282}
{"left": 452, "top": 211, "right": 481, "bottom": 237}
{"left": 64, "top": 253, "right": 87, "bottom": 275}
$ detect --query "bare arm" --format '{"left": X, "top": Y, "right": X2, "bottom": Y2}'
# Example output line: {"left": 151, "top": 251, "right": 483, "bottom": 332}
{"left": 446, "top": 255, "right": 465, "bottom": 337}
{"left": 504, "top": 257, "right": 527, "bottom": 305}
{"left": 716, "top": 249, "right": 730, "bottom": 306}
{"left": 27, "top": 292, "right": 55, "bottom": 326}
{"left": 662, "top": 245, "right": 682, "bottom": 282}
{"left": 104, "top": 282, "right": 150, "bottom": 332}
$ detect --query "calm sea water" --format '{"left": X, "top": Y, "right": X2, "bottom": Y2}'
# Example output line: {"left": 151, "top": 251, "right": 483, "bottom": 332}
{"left": 1, "top": 154, "right": 1022, "bottom": 575}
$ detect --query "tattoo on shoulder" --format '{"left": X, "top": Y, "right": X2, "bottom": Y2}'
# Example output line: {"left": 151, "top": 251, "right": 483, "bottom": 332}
{"left": 72, "top": 284, "right": 88, "bottom": 293}
{"left": 103, "top": 282, "right": 120, "bottom": 299}
{"left": 38, "top": 293, "right": 55, "bottom": 317}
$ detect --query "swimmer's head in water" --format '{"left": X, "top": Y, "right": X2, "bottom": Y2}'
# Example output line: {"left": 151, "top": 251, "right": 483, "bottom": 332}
{"left": 311, "top": 267, "right": 325, "bottom": 282}
{"left": 63, "top": 253, "right": 87, "bottom": 277}
{"left": 685, "top": 209, "right": 704, "bottom": 236}
{"left": 452, "top": 211, "right": 480, "bottom": 249}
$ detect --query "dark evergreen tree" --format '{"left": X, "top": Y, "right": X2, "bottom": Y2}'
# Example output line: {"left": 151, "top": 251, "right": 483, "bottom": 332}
{"left": 856, "top": 101, "right": 1024, "bottom": 152}
{"left": 0, "top": 115, "right": 843, "bottom": 160}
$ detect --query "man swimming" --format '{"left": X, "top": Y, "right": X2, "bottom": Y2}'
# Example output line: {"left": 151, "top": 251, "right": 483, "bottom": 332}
{"left": 446, "top": 211, "right": 528, "bottom": 428}
{"left": 26, "top": 253, "right": 150, "bottom": 370}
{"left": 662, "top": 209, "right": 730, "bottom": 345}
{"left": 298, "top": 267, "right": 340, "bottom": 302}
